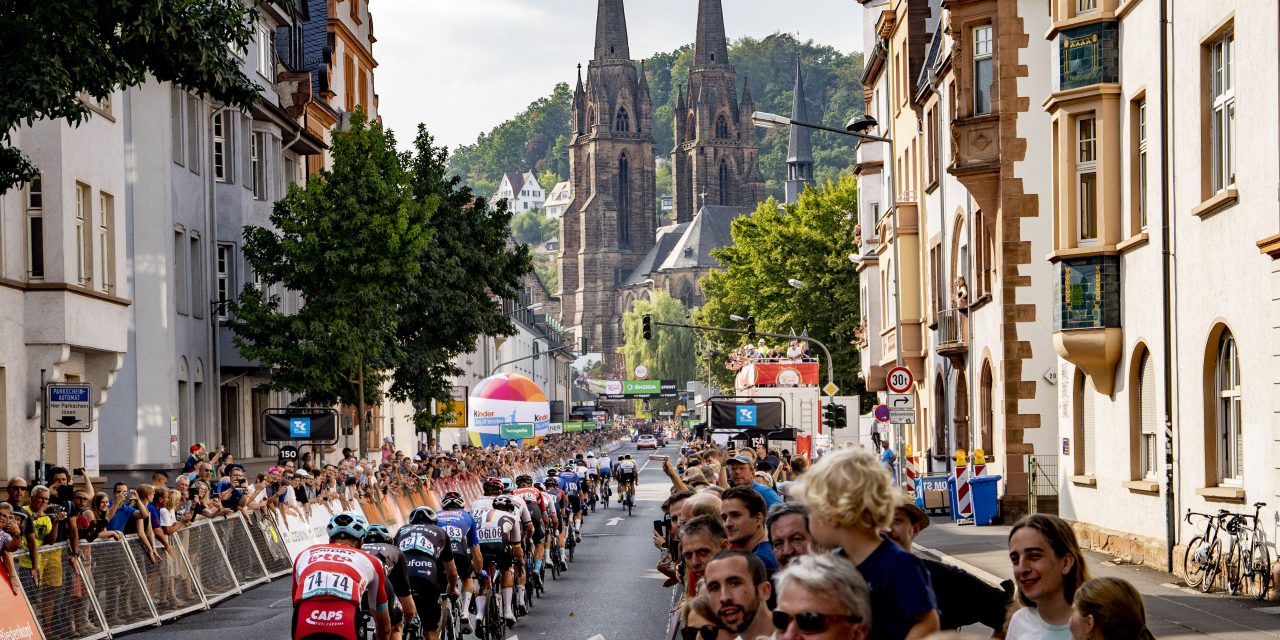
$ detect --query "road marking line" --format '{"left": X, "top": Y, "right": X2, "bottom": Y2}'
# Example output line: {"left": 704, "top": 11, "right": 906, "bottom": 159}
{"left": 605, "top": 517, "right": 623, "bottom": 526}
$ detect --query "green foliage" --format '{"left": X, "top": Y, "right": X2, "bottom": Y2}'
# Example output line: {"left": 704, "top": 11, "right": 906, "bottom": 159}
{"left": 510, "top": 211, "right": 549, "bottom": 246}
{"left": 538, "top": 169, "right": 562, "bottom": 193}
{"left": 697, "top": 175, "right": 863, "bottom": 397}
{"left": 619, "top": 292, "right": 696, "bottom": 388}
{"left": 0, "top": 0, "right": 281, "bottom": 192}
{"left": 449, "top": 35, "right": 864, "bottom": 204}
{"left": 230, "top": 111, "right": 532, "bottom": 436}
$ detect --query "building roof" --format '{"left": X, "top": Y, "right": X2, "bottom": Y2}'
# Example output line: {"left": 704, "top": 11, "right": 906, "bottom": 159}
{"left": 546, "top": 181, "right": 572, "bottom": 204}
{"left": 915, "top": 27, "right": 945, "bottom": 97}
{"left": 621, "top": 223, "right": 690, "bottom": 287}
{"left": 657, "top": 205, "right": 748, "bottom": 271}
{"left": 787, "top": 59, "right": 813, "bottom": 165}
{"left": 503, "top": 172, "right": 525, "bottom": 195}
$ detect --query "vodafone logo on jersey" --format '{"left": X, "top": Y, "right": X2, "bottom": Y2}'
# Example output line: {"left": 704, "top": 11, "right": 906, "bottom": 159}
{"left": 308, "top": 609, "right": 345, "bottom": 624}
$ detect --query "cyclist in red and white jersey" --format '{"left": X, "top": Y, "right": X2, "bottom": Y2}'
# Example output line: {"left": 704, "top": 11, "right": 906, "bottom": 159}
{"left": 292, "top": 512, "right": 391, "bottom": 640}
{"left": 511, "top": 474, "right": 549, "bottom": 582}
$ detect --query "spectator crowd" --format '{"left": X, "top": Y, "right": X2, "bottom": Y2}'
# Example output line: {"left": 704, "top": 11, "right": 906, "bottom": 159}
{"left": 653, "top": 438, "right": 1155, "bottom": 640}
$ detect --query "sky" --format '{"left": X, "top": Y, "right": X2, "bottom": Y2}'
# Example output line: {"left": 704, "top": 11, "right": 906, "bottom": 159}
{"left": 374, "top": 0, "right": 865, "bottom": 152}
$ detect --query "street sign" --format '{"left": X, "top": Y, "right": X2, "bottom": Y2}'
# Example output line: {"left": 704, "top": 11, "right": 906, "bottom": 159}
{"left": 890, "top": 401, "right": 916, "bottom": 425}
{"left": 278, "top": 446, "right": 299, "bottom": 464}
{"left": 873, "top": 404, "right": 891, "bottom": 423}
{"left": 886, "top": 366, "right": 914, "bottom": 394}
{"left": 634, "top": 364, "right": 649, "bottom": 379}
{"left": 888, "top": 394, "right": 915, "bottom": 410}
{"left": 46, "top": 384, "right": 93, "bottom": 432}
{"left": 822, "top": 382, "right": 840, "bottom": 396}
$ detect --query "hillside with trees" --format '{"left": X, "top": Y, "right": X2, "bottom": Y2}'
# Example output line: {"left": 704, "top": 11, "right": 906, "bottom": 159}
{"left": 446, "top": 33, "right": 864, "bottom": 203}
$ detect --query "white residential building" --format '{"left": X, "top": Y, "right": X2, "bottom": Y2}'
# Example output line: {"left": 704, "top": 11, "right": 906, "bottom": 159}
{"left": 544, "top": 181, "right": 571, "bottom": 219}
{"left": 495, "top": 172, "right": 546, "bottom": 212}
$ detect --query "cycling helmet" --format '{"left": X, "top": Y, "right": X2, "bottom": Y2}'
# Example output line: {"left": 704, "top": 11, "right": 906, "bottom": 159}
{"left": 408, "top": 506, "right": 438, "bottom": 525}
{"left": 364, "top": 523, "right": 393, "bottom": 544}
{"left": 327, "top": 513, "right": 370, "bottom": 542}
{"left": 500, "top": 478, "right": 515, "bottom": 493}
{"left": 575, "top": 453, "right": 584, "bottom": 461}
{"left": 441, "top": 491, "right": 466, "bottom": 510}
{"left": 586, "top": 452, "right": 595, "bottom": 458}
{"left": 492, "top": 496, "right": 516, "bottom": 512}
{"left": 483, "top": 477, "right": 504, "bottom": 496}
{"left": 545, "top": 475, "right": 560, "bottom": 487}
{"left": 515, "top": 474, "right": 533, "bottom": 486}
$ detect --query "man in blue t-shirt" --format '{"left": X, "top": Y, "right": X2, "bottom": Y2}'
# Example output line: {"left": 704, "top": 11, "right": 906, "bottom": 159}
{"left": 720, "top": 486, "right": 778, "bottom": 572}
{"left": 213, "top": 464, "right": 248, "bottom": 511}
{"left": 724, "top": 454, "right": 782, "bottom": 508}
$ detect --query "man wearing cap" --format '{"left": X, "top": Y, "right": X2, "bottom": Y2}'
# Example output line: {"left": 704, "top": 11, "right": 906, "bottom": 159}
{"left": 887, "top": 493, "right": 1010, "bottom": 632}
{"left": 184, "top": 443, "right": 205, "bottom": 473}
{"left": 722, "top": 453, "right": 782, "bottom": 508}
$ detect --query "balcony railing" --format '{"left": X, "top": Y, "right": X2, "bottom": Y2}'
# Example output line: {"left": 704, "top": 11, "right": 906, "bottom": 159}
{"left": 935, "top": 308, "right": 967, "bottom": 356}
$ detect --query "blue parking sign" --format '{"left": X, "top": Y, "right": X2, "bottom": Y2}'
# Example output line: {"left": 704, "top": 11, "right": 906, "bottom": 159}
{"left": 290, "top": 417, "right": 312, "bottom": 438}
{"left": 736, "top": 405, "right": 758, "bottom": 427}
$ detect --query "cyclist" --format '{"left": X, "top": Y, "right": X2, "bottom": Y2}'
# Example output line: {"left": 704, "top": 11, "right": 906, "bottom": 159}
{"left": 584, "top": 453, "right": 602, "bottom": 509}
{"left": 292, "top": 513, "right": 390, "bottom": 640}
{"left": 395, "top": 507, "right": 458, "bottom": 640}
{"left": 557, "top": 464, "right": 584, "bottom": 538}
{"left": 437, "top": 491, "right": 484, "bottom": 636}
{"left": 493, "top": 478, "right": 534, "bottom": 614}
{"left": 362, "top": 524, "right": 418, "bottom": 640}
{"left": 616, "top": 454, "right": 639, "bottom": 507}
{"left": 533, "top": 479, "right": 562, "bottom": 578}
{"left": 511, "top": 474, "right": 549, "bottom": 587}
{"left": 475, "top": 496, "right": 522, "bottom": 631}
{"left": 544, "top": 471, "right": 570, "bottom": 572}
{"left": 598, "top": 453, "right": 613, "bottom": 486}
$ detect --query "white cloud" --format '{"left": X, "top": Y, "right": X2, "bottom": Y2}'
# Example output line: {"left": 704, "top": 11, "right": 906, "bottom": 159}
{"left": 375, "top": 0, "right": 864, "bottom": 151}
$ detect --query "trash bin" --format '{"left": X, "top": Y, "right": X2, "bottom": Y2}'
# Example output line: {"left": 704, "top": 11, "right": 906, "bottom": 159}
{"left": 947, "top": 476, "right": 960, "bottom": 521}
{"left": 914, "top": 477, "right": 926, "bottom": 510}
{"left": 969, "top": 475, "right": 1003, "bottom": 526}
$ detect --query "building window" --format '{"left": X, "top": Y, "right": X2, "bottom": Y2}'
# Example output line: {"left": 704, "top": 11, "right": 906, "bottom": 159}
{"left": 251, "top": 132, "right": 265, "bottom": 200}
{"left": 1133, "top": 98, "right": 1147, "bottom": 231}
{"left": 191, "top": 235, "right": 205, "bottom": 319}
{"left": 359, "top": 70, "right": 369, "bottom": 110}
{"left": 1135, "top": 348, "right": 1157, "bottom": 480}
{"left": 1077, "top": 0, "right": 1098, "bottom": 13}
{"left": 98, "top": 192, "right": 114, "bottom": 293}
{"left": 75, "top": 183, "right": 90, "bottom": 286}
{"left": 718, "top": 160, "right": 730, "bottom": 205}
{"left": 1215, "top": 330, "right": 1242, "bottom": 483}
{"left": 618, "top": 155, "right": 630, "bottom": 247}
{"left": 1208, "top": 31, "right": 1235, "bottom": 194}
{"left": 715, "top": 115, "right": 729, "bottom": 140}
{"left": 213, "top": 111, "right": 228, "bottom": 182}
{"left": 216, "top": 244, "right": 232, "bottom": 320}
{"left": 171, "top": 89, "right": 184, "bottom": 166}
{"left": 345, "top": 55, "right": 357, "bottom": 113}
{"left": 1076, "top": 115, "right": 1098, "bottom": 242}
{"left": 973, "top": 26, "right": 994, "bottom": 116}
{"left": 257, "top": 22, "right": 274, "bottom": 80}
{"left": 926, "top": 106, "right": 938, "bottom": 187}
{"left": 980, "top": 360, "right": 994, "bottom": 454}
{"left": 26, "top": 174, "right": 44, "bottom": 280}
{"left": 1075, "top": 371, "right": 1096, "bottom": 476}
{"left": 186, "top": 94, "right": 201, "bottom": 173}
{"left": 615, "top": 107, "right": 630, "bottom": 133}
{"left": 175, "top": 229, "right": 188, "bottom": 316}
{"left": 350, "top": 0, "right": 361, "bottom": 23}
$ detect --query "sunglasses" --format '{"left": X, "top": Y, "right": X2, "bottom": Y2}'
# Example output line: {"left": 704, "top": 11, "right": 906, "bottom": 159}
{"left": 772, "top": 611, "right": 862, "bottom": 633}
{"left": 678, "top": 625, "right": 718, "bottom": 640}
{"left": 8, "top": 486, "right": 28, "bottom": 492}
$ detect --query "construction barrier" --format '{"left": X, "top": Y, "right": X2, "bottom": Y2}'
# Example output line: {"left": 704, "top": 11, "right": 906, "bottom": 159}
{"left": 954, "top": 449, "right": 973, "bottom": 519}
{"left": 903, "top": 445, "right": 919, "bottom": 498}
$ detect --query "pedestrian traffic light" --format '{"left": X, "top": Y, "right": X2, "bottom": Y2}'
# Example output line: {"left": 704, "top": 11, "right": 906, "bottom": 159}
{"left": 642, "top": 314, "right": 653, "bottom": 340}
{"left": 747, "top": 316, "right": 757, "bottom": 341}
{"left": 834, "top": 404, "right": 848, "bottom": 429}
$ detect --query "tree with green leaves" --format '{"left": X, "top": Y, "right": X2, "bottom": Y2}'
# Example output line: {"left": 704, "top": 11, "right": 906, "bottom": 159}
{"left": 697, "top": 175, "right": 863, "bottom": 400}
{"left": 390, "top": 126, "right": 532, "bottom": 436}
{"left": 620, "top": 291, "right": 696, "bottom": 389}
{"left": 0, "top": 0, "right": 281, "bottom": 192}
{"left": 229, "top": 110, "right": 430, "bottom": 455}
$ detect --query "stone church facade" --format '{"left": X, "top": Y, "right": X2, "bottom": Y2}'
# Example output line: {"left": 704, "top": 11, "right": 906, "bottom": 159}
{"left": 558, "top": 0, "right": 766, "bottom": 364}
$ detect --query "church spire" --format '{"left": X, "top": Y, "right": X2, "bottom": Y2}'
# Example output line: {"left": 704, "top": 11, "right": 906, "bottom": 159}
{"left": 593, "top": 0, "right": 630, "bottom": 61}
{"left": 785, "top": 58, "right": 815, "bottom": 204}
{"left": 693, "top": 0, "right": 729, "bottom": 67}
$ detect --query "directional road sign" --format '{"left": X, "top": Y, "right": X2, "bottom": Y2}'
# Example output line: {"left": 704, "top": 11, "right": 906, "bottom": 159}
{"left": 886, "top": 367, "right": 913, "bottom": 394}
{"left": 889, "top": 392, "right": 916, "bottom": 425}
{"left": 46, "top": 384, "right": 93, "bottom": 432}
{"left": 873, "top": 404, "right": 891, "bottom": 423}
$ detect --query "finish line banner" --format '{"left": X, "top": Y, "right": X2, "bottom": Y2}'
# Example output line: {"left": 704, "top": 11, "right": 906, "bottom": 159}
{"left": 603, "top": 379, "right": 679, "bottom": 399}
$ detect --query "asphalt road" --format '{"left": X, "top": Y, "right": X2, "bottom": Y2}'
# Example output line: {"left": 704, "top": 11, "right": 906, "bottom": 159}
{"left": 125, "top": 441, "right": 678, "bottom": 640}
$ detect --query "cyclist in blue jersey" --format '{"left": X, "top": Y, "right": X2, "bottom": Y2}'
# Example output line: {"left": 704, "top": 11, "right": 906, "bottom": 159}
{"left": 436, "top": 492, "right": 484, "bottom": 636}
{"left": 557, "top": 465, "right": 584, "bottom": 536}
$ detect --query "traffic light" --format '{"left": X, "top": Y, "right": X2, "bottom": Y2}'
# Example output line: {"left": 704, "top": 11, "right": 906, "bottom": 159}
{"left": 747, "top": 315, "right": 757, "bottom": 341}
{"left": 642, "top": 314, "right": 653, "bottom": 340}
{"left": 822, "top": 403, "right": 836, "bottom": 431}
{"left": 834, "top": 404, "right": 848, "bottom": 429}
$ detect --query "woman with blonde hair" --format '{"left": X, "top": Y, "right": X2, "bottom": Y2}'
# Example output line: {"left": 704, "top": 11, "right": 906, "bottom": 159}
{"left": 680, "top": 591, "right": 734, "bottom": 640}
{"left": 1006, "top": 514, "right": 1090, "bottom": 639}
{"left": 1069, "top": 577, "right": 1153, "bottom": 640}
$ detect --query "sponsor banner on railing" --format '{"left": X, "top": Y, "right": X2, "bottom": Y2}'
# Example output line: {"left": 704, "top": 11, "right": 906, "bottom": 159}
{"left": 0, "top": 565, "right": 42, "bottom": 640}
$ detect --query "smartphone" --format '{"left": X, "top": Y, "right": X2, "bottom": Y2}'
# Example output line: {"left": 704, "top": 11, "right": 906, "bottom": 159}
{"left": 57, "top": 484, "right": 75, "bottom": 502}
{"left": 648, "top": 455, "right": 668, "bottom": 462}
{"left": 653, "top": 519, "right": 666, "bottom": 535}
{"left": 74, "top": 468, "right": 85, "bottom": 477}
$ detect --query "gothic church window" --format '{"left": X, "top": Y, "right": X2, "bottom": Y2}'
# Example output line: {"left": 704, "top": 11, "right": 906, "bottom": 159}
{"left": 719, "top": 160, "right": 730, "bottom": 206}
{"left": 618, "top": 154, "right": 631, "bottom": 247}
{"left": 616, "top": 107, "right": 630, "bottom": 132}
{"left": 715, "top": 115, "right": 729, "bottom": 139}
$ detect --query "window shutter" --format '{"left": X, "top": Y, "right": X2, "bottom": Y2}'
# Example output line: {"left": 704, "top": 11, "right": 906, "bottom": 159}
{"left": 1082, "top": 375, "right": 1096, "bottom": 475}
{"left": 1140, "top": 352, "right": 1157, "bottom": 477}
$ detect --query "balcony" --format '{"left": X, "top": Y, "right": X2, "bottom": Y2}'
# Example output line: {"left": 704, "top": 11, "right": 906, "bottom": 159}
{"left": 1052, "top": 256, "right": 1122, "bottom": 393}
{"left": 948, "top": 114, "right": 1002, "bottom": 213}
{"left": 935, "top": 308, "right": 968, "bottom": 362}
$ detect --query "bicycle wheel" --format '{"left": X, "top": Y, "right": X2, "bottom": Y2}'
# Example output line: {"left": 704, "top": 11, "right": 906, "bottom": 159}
{"left": 627, "top": 494, "right": 633, "bottom": 517}
{"left": 1248, "top": 538, "right": 1273, "bottom": 600}
{"left": 1183, "top": 536, "right": 1208, "bottom": 588}
{"left": 1201, "top": 537, "right": 1222, "bottom": 593}
{"left": 438, "top": 605, "right": 453, "bottom": 640}
{"left": 1225, "top": 540, "right": 1243, "bottom": 595}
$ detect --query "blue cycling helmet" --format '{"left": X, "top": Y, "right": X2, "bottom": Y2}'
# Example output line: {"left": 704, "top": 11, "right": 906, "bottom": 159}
{"left": 409, "top": 506, "right": 438, "bottom": 525}
{"left": 500, "top": 478, "right": 515, "bottom": 493}
{"left": 364, "top": 523, "right": 393, "bottom": 544}
{"left": 327, "top": 513, "right": 370, "bottom": 542}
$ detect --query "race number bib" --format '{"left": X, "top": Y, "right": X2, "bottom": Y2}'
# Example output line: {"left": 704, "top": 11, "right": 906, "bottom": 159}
{"left": 444, "top": 525, "right": 464, "bottom": 542}
{"left": 477, "top": 525, "right": 504, "bottom": 544}
{"left": 302, "top": 571, "right": 356, "bottom": 601}
{"left": 398, "top": 532, "right": 437, "bottom": 556}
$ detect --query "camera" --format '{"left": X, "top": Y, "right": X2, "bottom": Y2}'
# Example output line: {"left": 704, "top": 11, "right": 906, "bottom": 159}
{"left": 44, "top": 504, "right": 67, "bottom": 516}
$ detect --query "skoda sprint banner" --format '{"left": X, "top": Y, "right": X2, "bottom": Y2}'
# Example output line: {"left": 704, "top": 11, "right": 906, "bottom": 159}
{"left": 604, "top": 379, "right": 680, "bottom": 399}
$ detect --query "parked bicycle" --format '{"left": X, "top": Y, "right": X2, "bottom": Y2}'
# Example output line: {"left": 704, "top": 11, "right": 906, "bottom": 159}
{"left": 1183, "top": 504, "right": 1272, "bottom": 600}
{"left": 1183, "top": 509, "right": 1228, "bottom": 592}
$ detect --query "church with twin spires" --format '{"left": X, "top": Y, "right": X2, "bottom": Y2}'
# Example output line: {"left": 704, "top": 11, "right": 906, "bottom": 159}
{"left": 557, "top": 0, "right": 812, "bottom": 364}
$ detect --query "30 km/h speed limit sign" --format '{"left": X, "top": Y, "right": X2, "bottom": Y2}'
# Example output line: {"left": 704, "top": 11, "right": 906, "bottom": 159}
{"left": 886, "top": 366, "right": 914, "bottom": 394}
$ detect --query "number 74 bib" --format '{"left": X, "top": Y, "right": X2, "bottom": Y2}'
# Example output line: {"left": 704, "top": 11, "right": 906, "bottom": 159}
{"left": 302, "top": 571, "right": 355, "bottom": 600}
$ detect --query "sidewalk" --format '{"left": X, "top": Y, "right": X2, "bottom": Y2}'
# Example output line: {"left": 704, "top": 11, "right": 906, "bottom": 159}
{"left": 915, "top": 517, "right": 1280, "bottom": 639}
